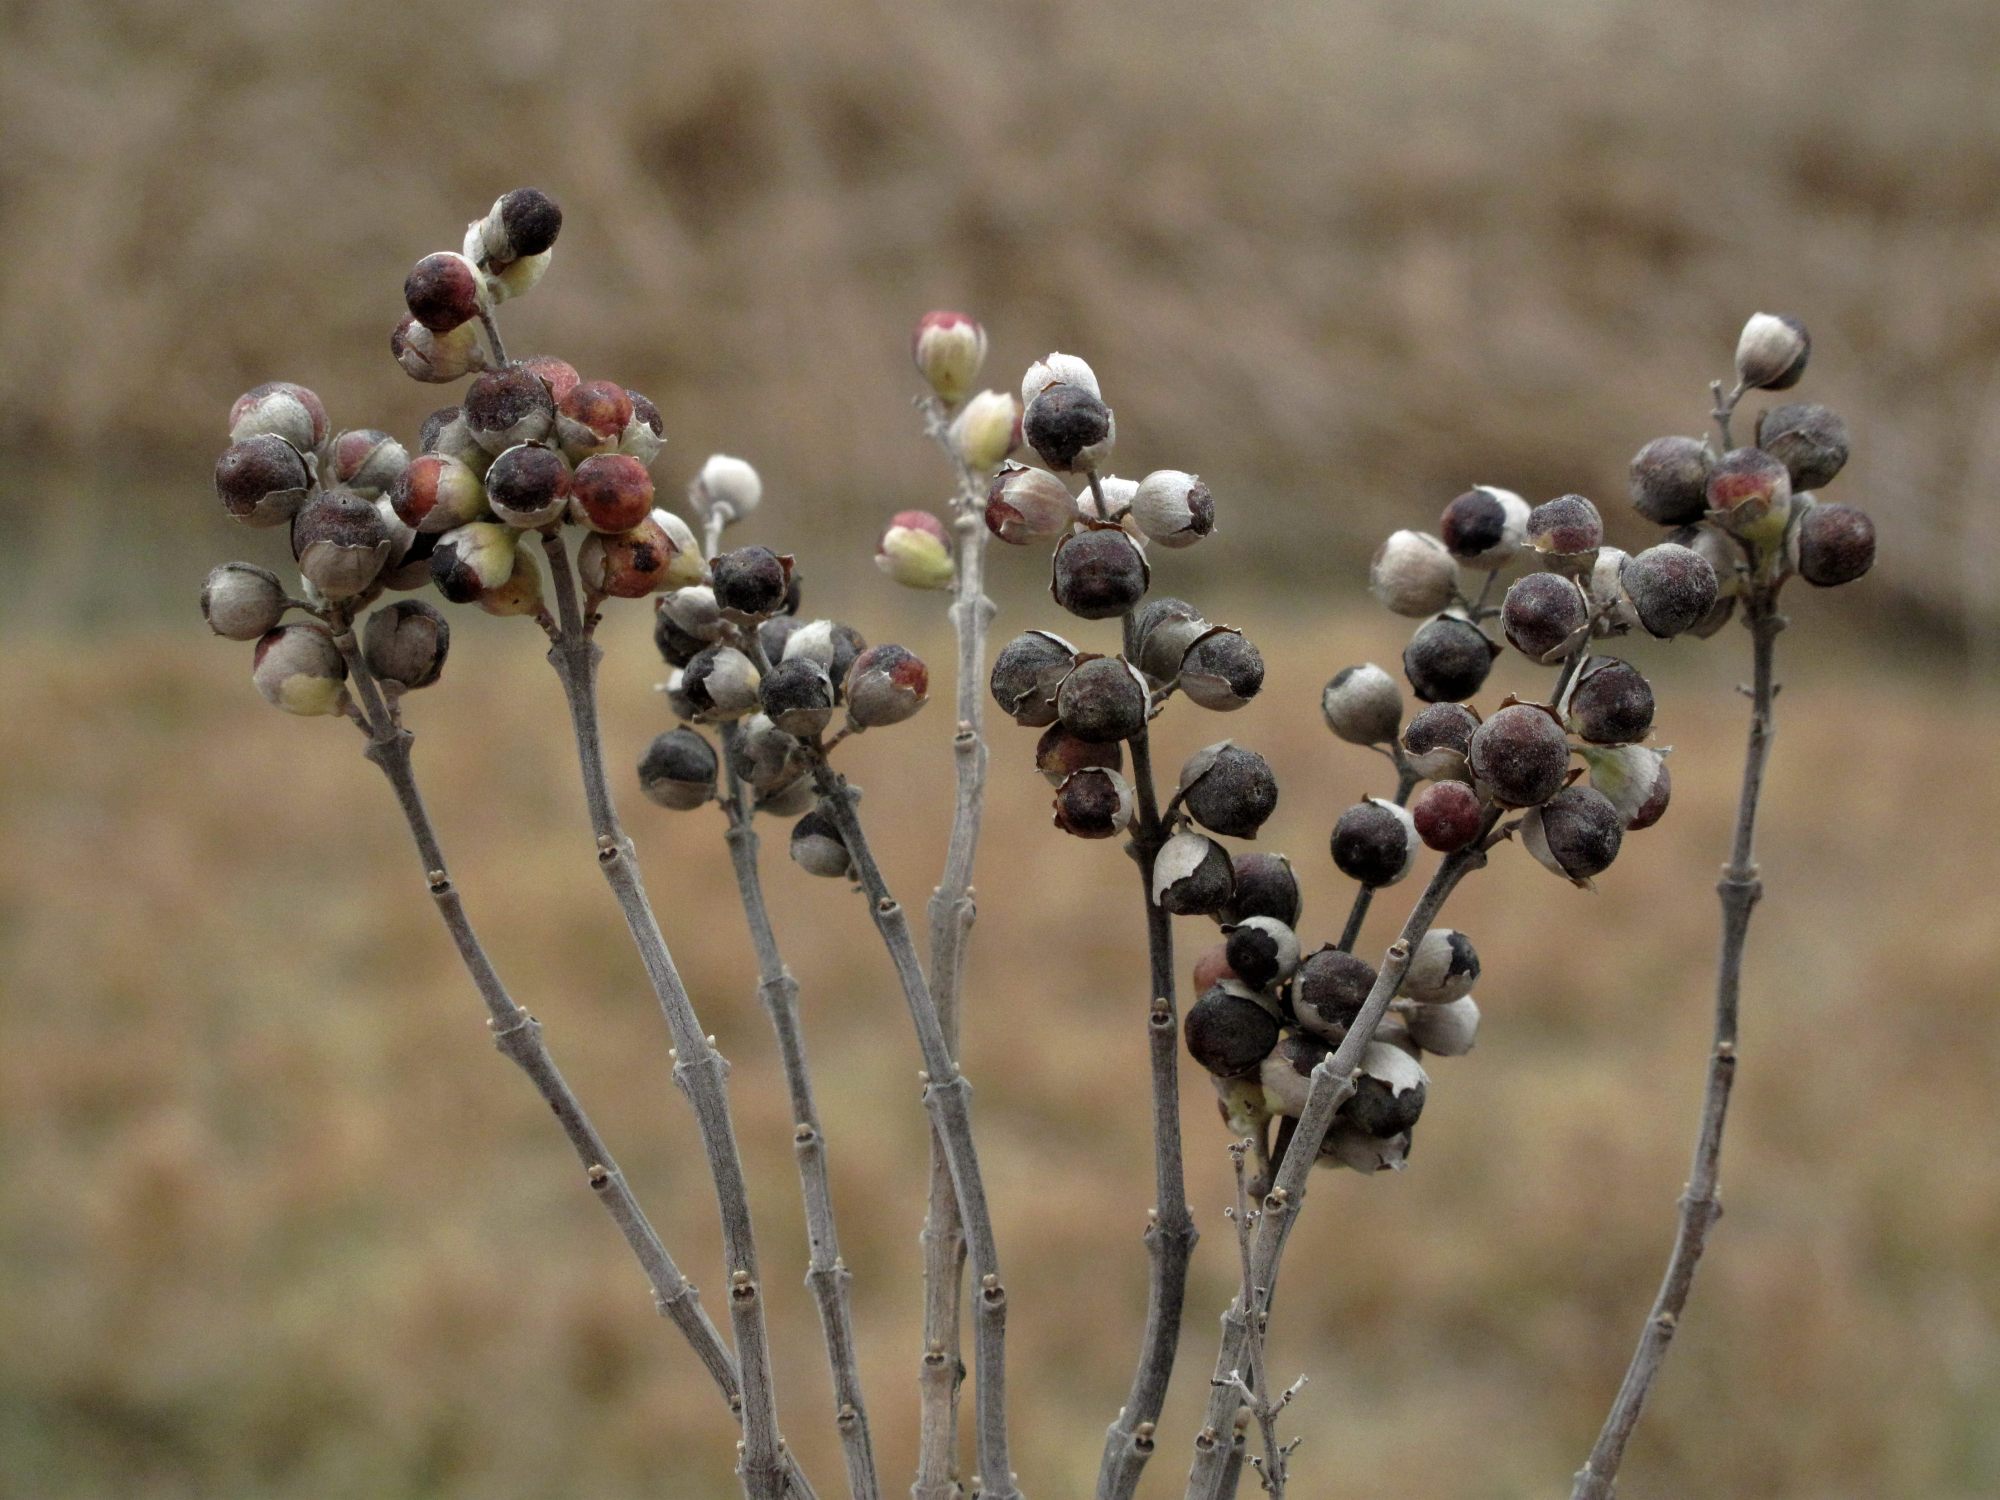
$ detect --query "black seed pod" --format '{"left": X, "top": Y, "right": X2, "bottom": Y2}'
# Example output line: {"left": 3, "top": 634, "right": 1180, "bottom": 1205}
{"left": 1439, "top": 486, "right": 1527, "bottom": 568}
{"left": 1056, "top": 656, "right": 1150, "bottom": 743}
{"left": 463, "top": 366, "right": 556, "bottom": 454}
{"left": 1526, "top": 494, "right": 1604, "bottom": 564}
{"left": 1403, "top": 702, "right": 1480, "bottom": 762}
{"left": 1132, "top": 596, "right": 1209, "bottom": 684}
{"left": 1184, "top": 985, "right": 1282, "bottom": 1079}
{"left": 654, "top": 602, "right": 708, "bottom": 666}
{"left": 1331, "top": 800, "right": 1418, "bottom": 888}
{"left": 1402, "top": 615, "right": 1499, "bottom": 703}
{"left": 1179, "top": 743, "right": 1280, "bottom": 840}
{"left": 1756, "top": 403, "right": 1850, "bottom": 491}
{"left": 1051, "top": 527, "right": 1150, "bottom": 620}
{"left": 1294, "top": 948, "right": 1377, "bottom": 1041}
{"left": 1526, "top": 785, "right": 1625, "bottom": 885}
{"left": 1180, "top": 629, "right": 1264, "bottom": 711}
{"left": 1035, "top": 723, "right": 1123, "bottom": 785}
{"left": 638, "top": 727, "right": 719, "bottom": 810}
{"left": 484, "top": 442, "right": 572, "bottom": 527}
{"left": 782, "top": 620, "right": 868, "bottom": 701}
{"left": 292, "top": 487, "right": 392, "bottom": 599}
{"left": 1152, "top": 831, "right": 1236, "bottom": 916}
{"left": 1622, "top": 543, "right": 1720, "bottom": 639}
{"left": 216, "top": 434, "right": 311, "bottom": 527}
{"left": 760, "top": 656, "right": 836, "bottom": 738}
{"left": 1792, "top": 503, "right": 1876, "bottom": 587}
{"left": 1224, "top": 918, "right": 1300, "bottom": 990}
{"left": 713, "top": 546, "right": 793, "bottom": 621}
{"left": 1225, "top": 852, "right": 1302, "bottom": 928}
{"left": 1629, "top": 436, "right": 1715, "bottom": 526}
{"left": 682, "top": 644, "right": 762, "bottom": 721}
{"left": 1023, "top": 383, "right": 1115, "bottom": 472}
{"left": 1405, "top": 928, "right": 1480, "bottom": 1003}
{"left": 759, "top": 614, "right": 803, "bottom": 665}
{"left": 1502, "top": 572, "right": 1590, "bottom": 662}
{"left": 496, "top": 187, "right": 564, "bottom": 257}
{"left": 363, "top": 599, "right": 450, "bottom": 690}
{"left": 1467, "top": 703, "right": 1571, "bottom": 807}
{"left": 1341, "top": 1063, "right": 1427, "bottom": 1139}
{"left": 790, "top": 810, "right": 852, "bottom": 878}
{"left": 1566, "top": 657, "right": 1654, "bottom": 745}
{"left": 989, "top": 630, "right": 1076, "bottom": 726}
{"left": 1053, "top": 767, "right": 1136, "bottom": 838}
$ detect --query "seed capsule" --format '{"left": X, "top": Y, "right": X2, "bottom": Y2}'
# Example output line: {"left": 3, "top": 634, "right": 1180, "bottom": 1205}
{"left": 620, "top": 390, "right": 666, "bottom": 466}
{"left": 790, "top": 810, "right": 853, "bottom": 878}
{"left": 1523, "top": 784, "right": 1625, "bottom": 886}
{"left": 1629, "top": 436, "right": 1714, "bottom": 526}
{"left": 1051, "top": 526, "right": 1150, "bottom": 620}
{"left": 483, "top": 443, "right": 572, "bottom": 527}
{"left": 636, "top": 727, "right": 718, "bottom": 809}
{"left": 1056, "top": 655, "right": 1150, "bottom": 743}
{"left": 430, "top": 521, "right": 518, "bottom": 604}
{"left": 1735, "top": 312, "right": 1810, "bottom": 391}
{"left": 659, "top": 585, "right": 727, "bottom": 645}
{"left": 1790, "top": 502, "right": 1876, "bottom": 587}
{"left": 1502, "top": 571, "right": 1590, "bottom": 662}
{"left": 1320, "top": 1124, "right": 1410, "bottom": 1173}
{"left": 553, "top": 380, "right": 633, "bottom": 462}
{"left": 373, "top": 491, "right": 427, "bottom": 588}
{"left": 1184, "top": 984, "right": 1282, "bottom": 1079}
{"left": 1224, "top": 852, "right": 1301, "bottom": 928}
{"left": 1152, "top": 832, "right": 1236, "bottom": 917}
{"left": 1224, "top": 917, "right": 1300, "bottom": 990}
{"left": 1467, "top": 703, "right": 1570, "bottom": 807}
{"left": 714, "top": 546, "right": 794, "bottom": 620}
{"left": 392, "top": 318, "right": 488, "bottom": 383}
{"left": 229, "top": 381, "right": 329, "bottom": 454}
{"left": 1078, "top": 474, "right": 1141, "bottom": 531}
{"left": 404, "top": 251, "right": 482, "bottom": 333}
{"left": 1338, "top": 1042, "right": 1428, "bottom": 1138}
{"left": 730, "top": 715, "right": 809, "bottom": 795}
{"left": 1132, "top": 470, "right": 1216, "bottom": 549}
{"left": 391, "top": 453, "right": 488, "bottom": 534}
{"left": 990, "top": 630, "right": 1076, "bottom": 726}
{"left": 1406, "top": 995, "right": 1480, "bottom": 1056}
{"left": 1023, "top": 382, "right": 1116, "bottom": 473}
{"left": 201, "top": 562, "right": 289, "bottom": 640}
{"left": 1526, "top": 494, "right": 1604, "bottom": 567}
{"left": 1439, "top": 485, "right": 1529, "bottom": 569}
{"left": 292, "top": 488, "right": 391, "bottom": 600}
{"left": 1402, "top": 614, "right": 1500, "bottom": 703}
{"left": 689, "top": 454, "right": 762, "bottom": 526}
{"left": 1706, "top": 447, "right": 1793, "bottom": 545}
{"left": 1565, "top": 656, "right": 1654, "bottom": 745}
{"left": 475, "top": 545, "right": 545, "bottom": 618}
{"left": 1756, "top": 403, "right": 1849, "bottom": 491}
{"left": 361, "top": 598, "right": 450, "bottom": 690}
{"left": 1371, "top": 530, "right": 1458, "bottom": 616}
{"left": 464, "top": 367, "right": 556, "bottom": 454}
{"left": 844, "top": 644, "right": 929, "bottom": 729}
{"left": 876, "top": 511, "right": 955, "bottom": 591}
{"left": 1621, "top": 542, "right": 1720, "bottom": 639}
{"left": 950, "top": 389, "right": 1021, "bottom": 472}
{"left": 1131, "top": 597, "right": 1209, "bottom": 686}
{"left": 1322, "top": 663, "right": 1402, "bottom": 746}
{"left": 912, "top": 311, "right": 988, "bottom": 403}
{"left": 570, "top": 454, "right": 655, "bottom": 534}
{"left": 1034, "top": 723, "right": 1124, "bottom": 785}
{"left": 1402, "top": 701, "right": 1480, "bottom": 781}
{"left": 1588, "top": 547, "right": 1640, "bottom": 634}
{"left": 784, "top": 620, "right": 868, "bottom": 701}
{"left": 1258, "top": 1030, "right": 1329, "bottom": 1118}
{"left": 985, "top": 463, "right": 1077, "bottom": 544}
{"left": 682, "top": 644, "right": 763, "bottom": 722}
{"left": 759, "top": 774, "right": 818, "bottom": 817}
{"left": 1179, "top": 742, "right": 1280, "bottom": 840}
{"left": 760, "top": 657, "right": 836, "bottom": 738}
{"left": 1404, "top": 928, "right": 1479, "bottom": 1004}
{"left": 1022, "top": 352, "right": 1102, "bottom": 405}
{"left": 474, "top": 187, "right": 564, "bottom": 265}
{"left": 518, "top": 355, "right": 581, "bottom": 405}
{"left": 418, "top": 406, "right": 489, "bottom": 471}
{"left": 1578, "top": 743, "right": 1672, "bottom": 831}
{"left": 1179, "top": 629, "right": 1264, "bottom": 712}
{"left": 1331, "top": 798, "right": 1418, "bottom": 888}
{"left": 1294, "top": 948, "right": 1376, "bottom": 1043}
{"left": 1412, "top": 780, "right": 1484, "bottom": 852}
{"left": 215, "top": 434, "right": 311, "bottom": 528}
{"left": 1053, "top": 767, "right": 1137, "bottom": 839}
{"left": 252, "top": 623, "right": 349, "bottom": 716}
{"left": 578, "top": 515, "right": 679, "bottom": 599}
{"left": 329, "top": 429, "right": 410, "bottom": 500}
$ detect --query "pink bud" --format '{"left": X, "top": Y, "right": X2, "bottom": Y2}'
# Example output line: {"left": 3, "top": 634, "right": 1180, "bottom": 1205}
{"left": 912, "top": 311, "right": 987, "bottom": 403}
{"left": 876, "top": 510, "right": 954, "bottom": 590}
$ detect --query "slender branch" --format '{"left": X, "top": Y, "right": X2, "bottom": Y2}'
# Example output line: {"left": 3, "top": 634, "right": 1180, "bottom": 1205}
{"left": 477, "top": 303, "right": 509, "bottom": 368}
{"left": 915, "top": 398, "right": 995, "bottom": 1500}
{"left": 718, "top": 726, "right": 881, "bottom": 1500}
{"left": 805, "top": 754, "right": 1023, "bottom": 1500}
{"left": 1709, "top": 378, "right": 1747, "bottom": 452}
{"left": 1097, "top": 612, "right": 1198, "bottom": 1500}
{"left": 1569, "top": 590, "right": 1786, "bottom": 1500}
{"left": 1334, "top": 764, "right": 1421, "bottom": 953}
{"left": 325, "top": 620, "right": 817, "bottom": 1500}
{"left": 1183, "top": 828, "right": 1496, "bottom": 1500}
{"left": 537, "top": 532, "right": 793, "bottom": 1500}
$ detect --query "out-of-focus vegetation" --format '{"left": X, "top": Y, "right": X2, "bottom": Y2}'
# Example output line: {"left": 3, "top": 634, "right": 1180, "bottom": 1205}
{"left": 3, "top": 0, "right": 1998, "bottom": 1495}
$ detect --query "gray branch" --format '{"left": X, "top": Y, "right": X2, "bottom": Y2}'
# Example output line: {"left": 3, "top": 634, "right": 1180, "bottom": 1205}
{"left": 1097, "top": 612, "right": 1199, "bottom": 1500}
{"left": 1569, "top": 590, "right": 1786, "bottom": 1500}
{"left": 1183, "top": 829, "right": 1497, "bottom": 1500}
{"left": 718, "top": 724, "right": 883, "bottom": 1500}
{"left": 806, "top": 754, "right": 1023, "bottom": 1500}
{"left": 328, "top": 621, "right": 817, "bottom": 1500}
{"left": 538, "top": 532, "right": 794, "bottom": 1500}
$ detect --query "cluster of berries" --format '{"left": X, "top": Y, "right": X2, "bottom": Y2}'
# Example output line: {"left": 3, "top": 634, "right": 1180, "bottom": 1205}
{"left": 200, "top": 188, "right": 722, "bottom": 708}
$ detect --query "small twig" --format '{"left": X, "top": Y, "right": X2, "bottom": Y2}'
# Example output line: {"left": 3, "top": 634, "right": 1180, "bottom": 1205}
{"left": 1569, "top": 588, "right": 1786, "bottom": 1500}
{"left": 477, "top": 302, "right": 509, "bottom": 368}
{"left": 325, "top": 617, "right": 817, "bottom": 1500}
{"left": 718, "top": 725, "right": 882, "bottom": 1500}
{"left": 537, "top": 532, "right": 793, "bottom": 1500}
{"left": 1709, "top": 378, "right": 1747, "bottom": 452}
{"left": 805, "top": 753, "right": 1023, "bottom": 1500}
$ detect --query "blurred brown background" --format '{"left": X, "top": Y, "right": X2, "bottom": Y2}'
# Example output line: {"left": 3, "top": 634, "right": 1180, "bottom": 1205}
{"left": 2, "top": 0, "right": 1997, "bottom": 1496}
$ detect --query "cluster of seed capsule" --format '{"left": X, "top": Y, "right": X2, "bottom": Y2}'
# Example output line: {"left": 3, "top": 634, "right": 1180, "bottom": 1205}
{"left": 199, "top": 188, "right": 727, "bottom": 706}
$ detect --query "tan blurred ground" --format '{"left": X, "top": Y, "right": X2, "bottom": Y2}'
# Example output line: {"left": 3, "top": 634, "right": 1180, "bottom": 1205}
{"left": 3, "top": 1, "right": 1999, "bottom": 1496}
